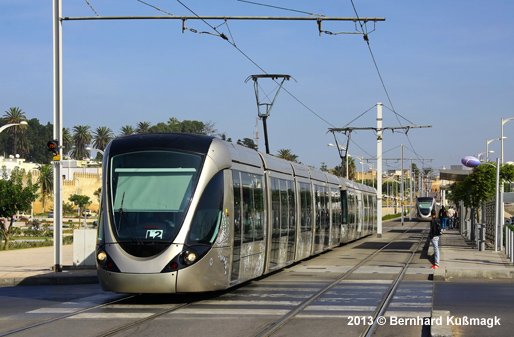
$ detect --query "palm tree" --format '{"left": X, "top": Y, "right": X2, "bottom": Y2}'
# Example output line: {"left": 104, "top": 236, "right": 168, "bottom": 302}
{"left": 62, "top": 128, "right": 73, "bottom": 156}
{"left": 136, "top": 122, "right": 151, "bottom": 134}
{"left": 70, "top": 125, "right": 92, "bottom": 159}
{"left": 277, "top": 149, "right": 299, "bottom": 163}
{"left": 93, "top": 126, "right": 114, "bottom": 151}
{"left": 119, "top": 125, "right": 134, "bottom": 136}
{"left": 38, "top": 164, "right": 53, "bottom": 213}
{"left": 2, "top": 107, "right": 28, "bottom": 155}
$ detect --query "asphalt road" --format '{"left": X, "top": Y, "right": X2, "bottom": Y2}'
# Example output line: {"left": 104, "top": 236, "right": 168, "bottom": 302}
{"left": 433, "top": 279, "right": 514, "bottom": 336}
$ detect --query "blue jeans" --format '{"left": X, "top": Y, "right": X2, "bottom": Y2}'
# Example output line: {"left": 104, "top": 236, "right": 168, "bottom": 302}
{"left": 448, "top": 217, "right": 454, "bottom": 229}
{"left": 441, "top": 218, "right": 447, "bottom": 229}
{"left": 432, "top": 236, "right": 440, "bottom": 266}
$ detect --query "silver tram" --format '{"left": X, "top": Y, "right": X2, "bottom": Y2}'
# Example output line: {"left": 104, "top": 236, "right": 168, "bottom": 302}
{"left": 416, "top": 197, "right": 437, "bottom": 221}
{"left": 96, "top": 133, "right": 377, "bottom": 293}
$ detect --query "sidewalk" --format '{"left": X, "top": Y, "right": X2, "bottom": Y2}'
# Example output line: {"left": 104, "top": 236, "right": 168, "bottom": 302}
{"left": 433, "top": 229, "right": 514, "bottom": 281}
{"left": 0, "top": 245, "right": 98, "bottom": 287}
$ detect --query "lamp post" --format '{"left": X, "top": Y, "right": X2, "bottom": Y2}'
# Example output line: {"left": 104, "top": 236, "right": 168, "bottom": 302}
{"left": 352, "top": 155, "right": 364, "bottom": 183}
{"left": 0, "top": 121, "right": 28, "bottom": 154}
{"left": 486, "top": 138, "right": 507, "bottom": 162}
{"left": 477, "top": 151, "right": 494, "bottom": 162}
{"left": 501, "top": 118, "right": 514, "bottom": 164}
{"left": 0, "top": 120, "right": 28, "bottom": 133}
{"left": 480, "top": 160, "right": 501, "bottom": 252}
{"left": 328, "top": 143, "right": 349, "bottom": 178}
{"left": 364, "top": 163, "right": 375, "bottom": 188}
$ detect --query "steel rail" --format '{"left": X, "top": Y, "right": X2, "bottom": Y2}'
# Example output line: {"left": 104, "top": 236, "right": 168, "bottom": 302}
{"left": 0, "top": 295, "right": 137, "bottom": 337}
{"left": 255, "top": 222, "right": 428, "bottom": 337}
{"left": 361, "top": 227, "right": 428, "bottom": 337}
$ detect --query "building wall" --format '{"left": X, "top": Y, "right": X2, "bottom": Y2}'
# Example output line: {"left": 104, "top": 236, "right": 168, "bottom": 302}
{"left": 1, "top": 156, "right": 102, "bottom": 215}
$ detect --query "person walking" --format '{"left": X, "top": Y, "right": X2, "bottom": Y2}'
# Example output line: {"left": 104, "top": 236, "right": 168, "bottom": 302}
{"left": 430, "top": 209, "right": 441, "bottom": 269}
{"left": 447, "top": 206, "right": 455, "bottom": 229}
{"left": 439, "top": 206, "right": 448, "bottom": 230}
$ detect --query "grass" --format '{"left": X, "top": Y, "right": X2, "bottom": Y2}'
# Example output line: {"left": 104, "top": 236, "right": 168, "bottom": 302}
{"left": 1, "top": 235, "right": 74, "bottom": 251}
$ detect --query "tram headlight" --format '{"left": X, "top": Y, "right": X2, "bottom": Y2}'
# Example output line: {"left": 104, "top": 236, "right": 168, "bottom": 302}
{"left": 182, "top": 251, "right": 197, "bottom": 265}
{"left": 97, "top": 251, "right": 108, "bottom": 265}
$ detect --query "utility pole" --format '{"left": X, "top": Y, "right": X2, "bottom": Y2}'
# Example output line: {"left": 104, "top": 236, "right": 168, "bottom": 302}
{"left": 52, "top": 0, "right": 63, "bottom": 272}
{"left": 401, "top": 144, "right": 404, "bottom": 226}
{"left": 328, "top": 104, "right": 431, "bottom": 238}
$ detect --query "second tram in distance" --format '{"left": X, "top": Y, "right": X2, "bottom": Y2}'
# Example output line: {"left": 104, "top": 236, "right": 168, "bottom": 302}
{"left": 96, "top": 133, "right": 377, "bottom": 293}
{"left": 416, "top": 196, "right": 437, "bottom": 221}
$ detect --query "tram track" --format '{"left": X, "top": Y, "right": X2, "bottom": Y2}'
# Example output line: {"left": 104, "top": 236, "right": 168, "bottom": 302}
{"left": 0, "top": 221, "right": 430, "bottom": 337}
{"left": 255, "top": 221, "right": 429, "bottom": 337}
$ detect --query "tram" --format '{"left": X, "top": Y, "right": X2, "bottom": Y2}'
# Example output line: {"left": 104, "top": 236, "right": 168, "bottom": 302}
{"left": 96, "top": 133, "right": 377, "bottom": 293}
{"left": 415, "top": 197, "right": 437, "bottom": 221}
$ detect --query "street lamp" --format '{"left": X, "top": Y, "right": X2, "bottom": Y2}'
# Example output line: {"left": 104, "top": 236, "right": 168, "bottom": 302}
{"left": 486, "top": 137, "right": 507, "bottom": 162}
{"left": 0, "top": 120, "right": 28, "bottom": 133}
{"left": 481, "top": 160, "right": 501, "bottom": 252}
{"left": 86, "top": 147, "right": 104, "bottom": 155}
{"left": 364, "top": 163, "right": 375, "bottom": 189}
{"left": 328, "top": 143, "right": 349, "bottom": 178}
{"left": 477, "top": 151, "right": 494, "bottom": 163}
{"left": 501, "top": 118, "right": 514, "bottom": 164}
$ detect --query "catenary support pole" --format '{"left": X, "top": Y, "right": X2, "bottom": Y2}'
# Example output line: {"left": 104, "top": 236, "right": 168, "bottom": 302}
{"left": 53, "top": 0, "right": 63, "bottom": 272}
{"left": 377, "top": 103, "right": 383, "bottom": 238}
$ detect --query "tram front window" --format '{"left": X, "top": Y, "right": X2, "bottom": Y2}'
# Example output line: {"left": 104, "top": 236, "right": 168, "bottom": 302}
{"left": 109, "top": 151, "right": 203, "bottom": 255}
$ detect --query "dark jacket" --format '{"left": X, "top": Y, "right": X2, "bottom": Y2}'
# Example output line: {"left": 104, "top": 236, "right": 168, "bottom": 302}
{"left": 429, "top": 217, "right": 440, "bottom": 239}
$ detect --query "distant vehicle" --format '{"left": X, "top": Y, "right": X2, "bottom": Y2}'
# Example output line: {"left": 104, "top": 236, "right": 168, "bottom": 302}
{"left": 416, "top": 197, "right": 437, "bottom": 221}
{"left": 82, "top": 210, "right": 97, "bottom": 217}
{"left": 48, "top": 212, "right": 54, "bottom": 218}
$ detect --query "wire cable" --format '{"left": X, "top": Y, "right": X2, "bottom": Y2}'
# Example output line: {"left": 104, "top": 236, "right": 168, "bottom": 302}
{"left": 236, "top": 0, "right": 325, "bottom": 17}
{"left": 84, "top": 0, "right": 99, "bottom": 16}
{"left": 136, "top": 0, "right": 174, "bottom": 16}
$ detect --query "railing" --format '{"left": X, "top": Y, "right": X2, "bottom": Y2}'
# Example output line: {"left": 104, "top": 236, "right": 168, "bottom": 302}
{"left": 505, "top": 224, "right": 514, "bottom": 263}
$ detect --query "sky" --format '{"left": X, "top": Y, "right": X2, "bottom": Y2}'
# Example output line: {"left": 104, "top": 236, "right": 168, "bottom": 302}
{"left": 2, "top": 1, "right": 514, "bottom": 174}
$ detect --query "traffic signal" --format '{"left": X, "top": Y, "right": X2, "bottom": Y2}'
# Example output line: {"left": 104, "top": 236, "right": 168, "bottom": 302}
{"left": 47, "top": 140, "right": 59, "bottom": 155}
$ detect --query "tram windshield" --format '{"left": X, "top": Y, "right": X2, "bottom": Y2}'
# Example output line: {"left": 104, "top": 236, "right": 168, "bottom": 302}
{"left": 109, "top": 150, "right": 203, "bottom": 251}
{"left": 417, "top": 198, "right": 434, "bottom": 210}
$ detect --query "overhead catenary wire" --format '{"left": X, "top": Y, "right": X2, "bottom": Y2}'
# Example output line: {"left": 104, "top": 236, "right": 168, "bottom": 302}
{"left": 84, "top": 0, "right": 99, "bottom": 16}
{"left": 349, "top": 0, "right": 426, "bottom": 164}
{"left": 136, "top": 0, "right": 174, "bottom": 16}
{"left": 236, "top": 0, "right": 326, "bottom": 17}
{"left": 80, "top": 1, "right": 384, "bottom": 161}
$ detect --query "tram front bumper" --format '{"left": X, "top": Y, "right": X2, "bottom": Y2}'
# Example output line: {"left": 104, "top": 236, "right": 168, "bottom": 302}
{"left": 98, "top": 268, "right": 178, "bottom": 294}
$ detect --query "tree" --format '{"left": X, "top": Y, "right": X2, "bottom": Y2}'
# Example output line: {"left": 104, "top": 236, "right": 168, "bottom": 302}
{"left": 237, "top": 138, "right": 258, "bottom": 150}
{"left": 68, "top": 194, "right": 91, "bottom": 228}
{"left": 136, "top": 122, "right": 151, "bottom": 133}
{"left": 277, "top": 149, "right": 299, "bottom": 163}
{"left": 93, "top": 126, "right": 114, "bottom": 151}
{"left": 2, "top": 107, "right": 28, "bottom": 156}
{"left": 342, "top": 157, "right": 356, "bottom": 180}
{"left": 63, "top": 128, "right": 73, "bottom": 156}
{"left": 0, "top": 167, "right": 39, "bottom": 249}
{"left": 448, "top": 163, "right": 514, "bottom": 219}
{"left": 320, "top": 162, "right": 329, "bottom": 172}
{"left": 70, "top": 125, "right": 92, "bottom": 159}
{"left": 38, "top": 164, "right": 54, "bottom": 213}
{"left": 119, "top": 125, "right": 134, "bottom": 136}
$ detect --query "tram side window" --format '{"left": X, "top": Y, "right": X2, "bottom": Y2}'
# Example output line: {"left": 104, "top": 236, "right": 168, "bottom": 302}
{"left": 233, "top": 172, "right": 242, "bottom": 241}
{"left": 341, "top": 190, "right": 348, "bottom": 224}
{"left": 187, "top": 171, "right": 224, "bottom": 245}
{"left": 253, "top": 175, "right": 264, "bottom": 241}
{"left": 300, "top": 182, "right": 312, "bottom": 232}
{"left": 242, "top": 173, "right": 254, "bottom": 243}
{"left": 234, "top": 171, "right": 265, "bottom": 244}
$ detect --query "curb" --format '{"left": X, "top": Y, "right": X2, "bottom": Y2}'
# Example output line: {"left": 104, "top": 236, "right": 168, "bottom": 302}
{"left": 433, "top": 268, "right": 514, "bottom": 281}
{"left": 431, "top": 310, "right": 452, "bottom": 337}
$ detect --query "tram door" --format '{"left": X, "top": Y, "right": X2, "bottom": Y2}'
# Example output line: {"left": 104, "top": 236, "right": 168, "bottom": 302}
{"left": 231, "top": 170, "right": 266, "bottom": 283}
